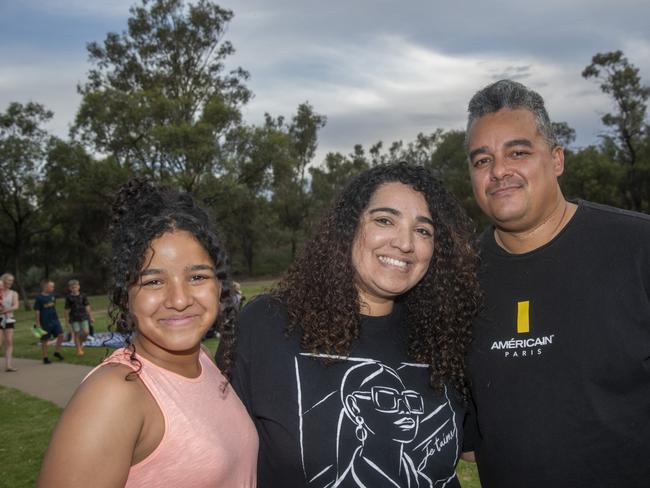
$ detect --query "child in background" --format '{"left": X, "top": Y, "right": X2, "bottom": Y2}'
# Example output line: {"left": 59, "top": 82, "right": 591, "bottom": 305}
{"left": 0, "top": 273, "right": 20, "bottom": 372}
{"left": 38, "top": 179, "right": 257, "bottom": 487}
{"left": 64, "top": 280, "right": 94, "bottom": 356}
{"left": 34, "top": 280, "right": 64, "bottom": 364}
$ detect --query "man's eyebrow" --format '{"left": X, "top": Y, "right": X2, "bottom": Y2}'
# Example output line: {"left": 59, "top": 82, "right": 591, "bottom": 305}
{"left": 468, "top": 146, "right": 489, "bottom": 161}
{"left": 369, "top": 207, "right": 434, "bottom": 227}
{"left": 504, "top": 138, "right": 533, "bottom": 148}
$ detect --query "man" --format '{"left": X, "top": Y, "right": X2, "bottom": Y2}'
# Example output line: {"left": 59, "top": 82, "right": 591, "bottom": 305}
{"left": 464, "top": 79, "right": 650, "bottom": 487}
{"left": 35, "top": 279, "right": 65, "bottom": 364}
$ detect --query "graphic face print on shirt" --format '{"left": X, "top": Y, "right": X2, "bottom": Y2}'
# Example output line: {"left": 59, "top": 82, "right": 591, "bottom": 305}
{"left": 295, "top": 354, "right": 460, "bottom": 488}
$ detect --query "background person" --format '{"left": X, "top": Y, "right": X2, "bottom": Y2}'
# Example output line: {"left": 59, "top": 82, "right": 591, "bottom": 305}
{"left": 0, "top": 273, "right": 19, "bottom": 372}
{"left": 464, "top": 79, "right": 650, "bottom": 487}
{"left": 220, "top": 162, "right": 482, "bottom": 487}
{"left": 64, "top": 279, "right": 94, "bottom": 356}
{"left": 38, "top": 179, "right": 257, "bottom": 488}
{"left": 34, "top": 279, "right": 65, "bottom": 364}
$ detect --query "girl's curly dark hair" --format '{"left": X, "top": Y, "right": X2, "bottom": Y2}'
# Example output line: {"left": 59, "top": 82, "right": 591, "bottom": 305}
{"left": 107, "top": 178, "right": 237, "bottom": 379}
{"left": 273, "top": 161, "right": 482, "bottom": 398}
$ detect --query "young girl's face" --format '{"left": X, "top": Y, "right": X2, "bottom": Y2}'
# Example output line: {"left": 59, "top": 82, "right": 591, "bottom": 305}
{"left": 128, "top": 230, "right": 220, "bottom": 355}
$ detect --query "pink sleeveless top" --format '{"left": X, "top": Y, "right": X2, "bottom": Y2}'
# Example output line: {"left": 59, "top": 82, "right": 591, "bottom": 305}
{"left": 87, "top": 348, "right": 258, "bottom": 487}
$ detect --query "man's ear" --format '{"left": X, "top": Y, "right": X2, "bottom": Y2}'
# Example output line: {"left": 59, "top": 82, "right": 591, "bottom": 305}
{"left": 552, "top": 146, "right": 565, "bottom": 177}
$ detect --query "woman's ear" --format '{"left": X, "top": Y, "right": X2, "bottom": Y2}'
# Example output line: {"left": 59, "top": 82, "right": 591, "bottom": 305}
{"left": 345, "top": 394, "right": 361, "bottom": 416}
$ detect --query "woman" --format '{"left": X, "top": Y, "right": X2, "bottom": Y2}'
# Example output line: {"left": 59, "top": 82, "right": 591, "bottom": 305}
{"left": 0, "top": 273, "right": 19, "bottom": 372}
{"left": 39, "top": 180, "right": 257, "bottom": 487}
{"left": 221, "top": 162, "right": 481, "bottom": 487}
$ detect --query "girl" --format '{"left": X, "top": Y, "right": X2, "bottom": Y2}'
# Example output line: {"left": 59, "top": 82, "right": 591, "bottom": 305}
{"left": 39, "top": 180, "right": 257, "bottom": 487}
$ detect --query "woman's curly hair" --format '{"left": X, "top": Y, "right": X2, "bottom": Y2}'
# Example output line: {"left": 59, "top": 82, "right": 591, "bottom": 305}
{"left": 273, "top": 161, "right": 482, "bottom": 398}
{"left": 107, "top": 178, "right": 238, "bottom": 379}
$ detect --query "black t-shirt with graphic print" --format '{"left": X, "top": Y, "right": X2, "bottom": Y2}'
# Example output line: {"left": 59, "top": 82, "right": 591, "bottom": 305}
{"left": 219, "top": 295, "right": 466, "bottom": 488}
{"left": 64, "top": 293, "right": 89, "bottom": 322}
{"left": 466, "top": 201, "right": 650, "bottom": 488}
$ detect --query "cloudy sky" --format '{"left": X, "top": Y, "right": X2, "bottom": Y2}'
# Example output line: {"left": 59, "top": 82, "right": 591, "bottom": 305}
{"left": 1, "top": 0, "right": 649, "bottom": 162}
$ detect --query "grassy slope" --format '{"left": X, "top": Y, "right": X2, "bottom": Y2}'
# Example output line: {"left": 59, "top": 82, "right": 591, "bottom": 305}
{"left": 0, "top": 386, "right": 61, "bottom": 488}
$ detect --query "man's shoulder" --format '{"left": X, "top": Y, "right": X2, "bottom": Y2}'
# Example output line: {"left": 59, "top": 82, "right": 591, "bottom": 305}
{"left": 579, "top": 200, "right": 650, "bottom": 226}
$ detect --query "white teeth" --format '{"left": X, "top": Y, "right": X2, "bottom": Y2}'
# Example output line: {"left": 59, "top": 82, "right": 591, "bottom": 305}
{"left": 379, "top": 256, "right": 408, "bottom": 268}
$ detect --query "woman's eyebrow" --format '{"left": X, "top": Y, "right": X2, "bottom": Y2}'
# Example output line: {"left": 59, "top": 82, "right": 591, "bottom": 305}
{"left": 369, "top": 207, "right": 433, "bottom": 226}
{"left": 186, "top": 264, "right": 216, "bottom": 272}
{"left": 369, "top": 206, "right": 399, "bottom": 215}
{"left": 140, "top": 268, "right": 162, "bottom": 276}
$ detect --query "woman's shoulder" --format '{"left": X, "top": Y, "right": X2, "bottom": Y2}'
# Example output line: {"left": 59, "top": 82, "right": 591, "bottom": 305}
{"left": 237, "top": 294, "right": 293, "bottom": 348}
{"left": 240, "top": 294, "right": 287, "bottom": 325}
{"left": 81, "top": 360, "right": 148, "bottom": 405}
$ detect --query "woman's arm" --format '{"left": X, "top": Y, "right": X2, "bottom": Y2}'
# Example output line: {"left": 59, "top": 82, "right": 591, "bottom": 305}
{"left": 37, "top": 364, "right": 147, "bottom": 488}
{"left": 6, "top": 290, "right": 19, "bottom": 313}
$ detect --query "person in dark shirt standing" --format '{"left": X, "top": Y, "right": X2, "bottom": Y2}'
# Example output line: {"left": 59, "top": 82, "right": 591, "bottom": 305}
{"left": 463, "top": 79, "right": 650, "bottom": 487}
{"left": 34, "top": 279, "right": 65, "bottom": 364}
{"left": 220, "top": 162, "right": 482, "bottom": 487}
{"left": 64, "top": 280, "right": 94, "bottom": 356}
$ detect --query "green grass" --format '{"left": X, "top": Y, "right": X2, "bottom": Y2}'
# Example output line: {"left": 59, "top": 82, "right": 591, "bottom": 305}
{"left": 4, "top": 278, "right": 480, "bottom": 486}
{"left": 457, "top": 460, "right": 481, "bottom": 488}
{"left": 0, "top": 386, "right": 62, "bottom": 488}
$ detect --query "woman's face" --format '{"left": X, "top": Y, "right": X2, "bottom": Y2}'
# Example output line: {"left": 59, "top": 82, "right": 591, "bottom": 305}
{"left": 2, "top": 276, "right": 13, "bottom": 289}
{"left": 128, "top": 230, "right": 220, "bottom": 355}
{"left": 351, "top": 182, "right": 434, "bottom": 313}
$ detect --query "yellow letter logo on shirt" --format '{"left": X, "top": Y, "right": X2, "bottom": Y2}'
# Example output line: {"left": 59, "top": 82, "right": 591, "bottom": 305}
{"left": 517, "top": 301, "right": 530, "bottom": 334}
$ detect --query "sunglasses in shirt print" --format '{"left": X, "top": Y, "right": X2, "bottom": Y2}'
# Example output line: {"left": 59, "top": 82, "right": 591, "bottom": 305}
{"left": 352, "top": 386, "right": 425, "bottom": 414}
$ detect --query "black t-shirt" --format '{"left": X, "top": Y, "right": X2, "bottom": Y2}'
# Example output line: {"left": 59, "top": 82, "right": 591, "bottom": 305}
{"left": 64, "top": 293, "right": 89, "bottom": 322}
{"left": 220, "top": 295, "right": 466, "bottom": 488}
{"left": 467, "top": 201, "right": 650, "bottom": 488}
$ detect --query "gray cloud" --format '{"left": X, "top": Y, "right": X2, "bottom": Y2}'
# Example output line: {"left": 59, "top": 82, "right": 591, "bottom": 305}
{"left": 1, "top": 0, "right": 648, "bottom": 162}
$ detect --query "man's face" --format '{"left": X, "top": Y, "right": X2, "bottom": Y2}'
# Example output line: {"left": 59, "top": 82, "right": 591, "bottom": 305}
{"left": 467, "top": 108, "right": 564, "bottom": 232}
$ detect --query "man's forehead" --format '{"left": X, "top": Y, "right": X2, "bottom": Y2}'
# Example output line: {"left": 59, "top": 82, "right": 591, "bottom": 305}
{"left": 468, "top": 108, "right": 540, "bottom": 147}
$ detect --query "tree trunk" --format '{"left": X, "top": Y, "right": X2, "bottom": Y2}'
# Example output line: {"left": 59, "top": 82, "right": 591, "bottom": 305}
{"left": 14, "top": 254, "right": 32, "bottom": 311}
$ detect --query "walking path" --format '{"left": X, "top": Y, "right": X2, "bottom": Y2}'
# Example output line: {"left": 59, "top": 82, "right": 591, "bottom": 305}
{"left": 0, "top": 358, "right": 92, "bottom": 408}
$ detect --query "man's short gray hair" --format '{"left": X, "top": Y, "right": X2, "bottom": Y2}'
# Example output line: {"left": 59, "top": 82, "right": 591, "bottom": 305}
{"left": 465, "top": 79, "right": 556, "bottom": 151}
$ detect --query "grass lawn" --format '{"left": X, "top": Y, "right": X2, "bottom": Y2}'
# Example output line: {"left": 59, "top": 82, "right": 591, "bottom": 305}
{"left": 0, "top": 386, "right": 61, "bottom": 488}
{"left": 3, "top": 278, "right": 480, "bottom": 486}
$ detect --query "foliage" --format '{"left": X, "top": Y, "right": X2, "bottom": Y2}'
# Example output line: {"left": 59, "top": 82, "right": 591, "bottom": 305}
{"left": 270, "top": 103, "right": 327, "bottom": 257}
{"left": 74, "top": 0, "right": 250, "bottom": 191}
{"left": 582, "top": 50, "right": 650, "bottom": 211}
{"left": 0, "top": 102, "right": 61, "bottom": 307}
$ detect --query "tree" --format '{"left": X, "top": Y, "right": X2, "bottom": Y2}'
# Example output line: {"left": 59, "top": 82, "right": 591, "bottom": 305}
{"left": 309, "top": 145, "right": 369, "bottom": 218}
{"left": 74, "top": 0, "right": 250, "bottom": 191}
{"left": 0, "top": 102, "right": 56, "bottom": 307}
{"left": 45, "top": 141, "right": 132, "bottom": 289}
{"left": 205, "top": 122, "right": 292, "bottom": 274}
{"left": 583, "top": 50, "right": 649, "bottom": 166}
{"left": 582, "top": 50, "right": 650, "bottom": 210}
{"left": 561, "top": 145, "right": 626, "bottom": 207}
{"left": 271, "top": 103, "right": 327, "bottom": 257}
{"left": 552, "top": 121, "right": 576, "bottom": 149}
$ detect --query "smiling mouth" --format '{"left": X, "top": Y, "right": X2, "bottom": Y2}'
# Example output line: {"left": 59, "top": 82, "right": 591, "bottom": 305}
{"left": 160, "top": 315, "right": 199, "bottom": 326}
{"left": 489, "top": 184, "right": 522, "bottom": 197}
{"left": 378, "top": 255, "right": 409, "bottom": 270}
{"left": 394, "top": 417, "right": 416, "bottom": 430}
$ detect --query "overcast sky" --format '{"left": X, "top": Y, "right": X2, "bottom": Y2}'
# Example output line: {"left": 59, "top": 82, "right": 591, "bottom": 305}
{"left": 1, "top": 0, "right": 649, "bottom": 163}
